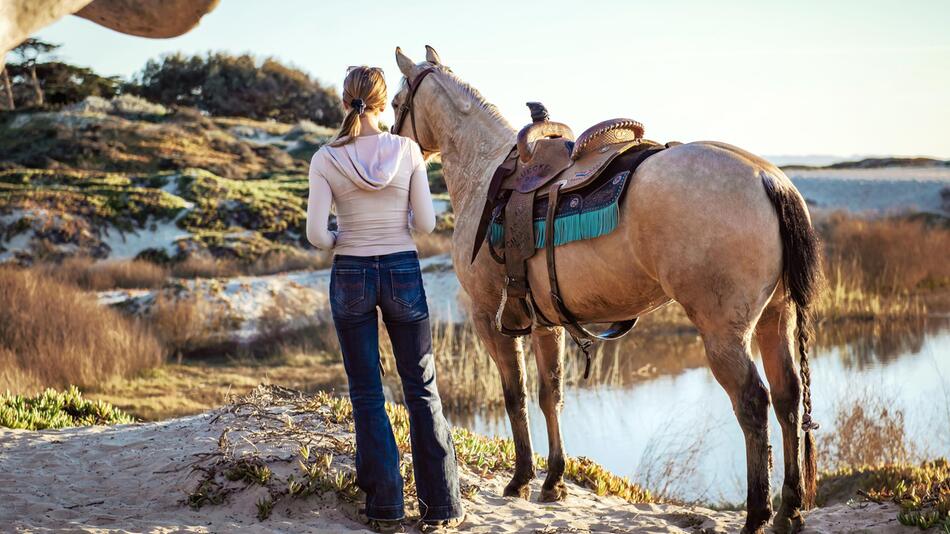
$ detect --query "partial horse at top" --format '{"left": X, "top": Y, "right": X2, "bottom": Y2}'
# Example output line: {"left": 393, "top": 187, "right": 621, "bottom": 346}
{"left": 1, "top": 0, "right": 220, "bottom": 58}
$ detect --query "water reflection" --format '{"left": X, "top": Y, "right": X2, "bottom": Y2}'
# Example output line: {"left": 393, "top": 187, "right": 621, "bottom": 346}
{"left": 815, "top": 318, "right": 946, "bottom": 369}
{"left": 551, "top": 317, "right": 948, "bottom": 387}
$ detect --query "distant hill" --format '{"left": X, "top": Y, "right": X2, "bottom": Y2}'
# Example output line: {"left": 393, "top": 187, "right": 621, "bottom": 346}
{"left": 0, "top": 96, "right": 337, "bottom": 264}
{"left": 0, "top": 95, "right": 335, "bottom": 179}
{"left": 781, "top": 157, "right": 949, "bottom": 171}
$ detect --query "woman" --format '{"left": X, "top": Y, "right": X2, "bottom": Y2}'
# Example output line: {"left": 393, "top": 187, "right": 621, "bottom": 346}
{"left": 305, "top": 66, "right": 464, "bottom": 531}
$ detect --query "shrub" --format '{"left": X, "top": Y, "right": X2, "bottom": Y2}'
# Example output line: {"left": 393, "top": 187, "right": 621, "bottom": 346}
{"left": 130, "top": 52, "right": 343, "bottom": 126}
{"left": 0, "top": 267, "right": 163, "bottom": 393}
{"left": 818, "top": 391, "right": 913, "bottom": 471}
{"left": 38, "top": 256, "right": 169, "bottom": 291}
{"left": 148, "top": 294, "right": 217, "bottom": 358}
{"left": 0, "top": 386, "right": 134, "bottom": 430}
{"left": 169, "top": 255, "right": 240, "bottom": 279}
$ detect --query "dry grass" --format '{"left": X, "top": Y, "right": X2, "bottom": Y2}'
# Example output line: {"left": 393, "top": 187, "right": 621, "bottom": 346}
{"left": 244, "top": 251, "right": 332, "bottom": 276}
{"left": 37, "top": 256, "right": 169, "bottom": 290}
{"left": 413, "top": 231, "right": 452, "bottom": 258}
{"left": 148, "top": 294, "right": 220, "bottom": 359}
{"left": 818, "top": 214, "right": 950, "bottom": 294}
{"left": 170, "top": 251, "right": 332, "bottom": 279}
{"left": 90, "top": 352, "right": 346, "bottom": 421}
{"left": 0, "top": 267, "right": 163, "bottom": 394}
{"left": 813, "top": 214, "right": 950, "bottom": 321}
{"left": 637, "top": 418, "right": 717, "bottom": 504}
{"left": 816, "top": 258, "right": 929, "bottom": 321}
{"left": 169, "top": 255, "right": 242, "bottom": 279}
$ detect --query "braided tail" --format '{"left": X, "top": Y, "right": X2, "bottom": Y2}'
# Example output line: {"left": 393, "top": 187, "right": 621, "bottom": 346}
{"left": 798, "top": 306, "right": 818, "bottom": 509}
{"left": 761, "top": 171, "right": 822, "bottom": 509}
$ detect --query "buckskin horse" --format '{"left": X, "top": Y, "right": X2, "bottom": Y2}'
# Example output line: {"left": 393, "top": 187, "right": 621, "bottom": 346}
{"left": 390, "top": 46, "right": 821, "bottom": 534}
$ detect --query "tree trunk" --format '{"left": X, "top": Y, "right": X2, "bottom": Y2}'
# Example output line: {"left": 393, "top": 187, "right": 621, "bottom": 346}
{"left": 0, "top": 67, "right": 13, "bottom": 110}
{"left": 29, "top": 64, "right": 43, "bottom": 106}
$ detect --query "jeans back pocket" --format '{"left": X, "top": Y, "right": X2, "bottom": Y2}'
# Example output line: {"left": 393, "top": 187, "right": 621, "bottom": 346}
{"left": 390, "top": 267, "right": 423, "bottom": 308}
{"left": 331, "top": 268, "right": 366, "bottom": 309}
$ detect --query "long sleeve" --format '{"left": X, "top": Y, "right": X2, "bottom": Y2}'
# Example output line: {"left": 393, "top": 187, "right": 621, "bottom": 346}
{"left": 407, "top": 142, "right": 436, "bottom": 234}
{"left": 306, "top": 153, "right": 337, "bottom": 250}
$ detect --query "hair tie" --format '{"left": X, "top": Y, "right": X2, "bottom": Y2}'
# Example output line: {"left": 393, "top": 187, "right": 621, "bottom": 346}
{"left": 350, "top": 98, "right": 366, "bottom": 115}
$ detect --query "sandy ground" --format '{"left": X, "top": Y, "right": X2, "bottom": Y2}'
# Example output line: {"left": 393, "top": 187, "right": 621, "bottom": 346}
{"left": 0, "top": 388, "right": 918, "bottom": 534}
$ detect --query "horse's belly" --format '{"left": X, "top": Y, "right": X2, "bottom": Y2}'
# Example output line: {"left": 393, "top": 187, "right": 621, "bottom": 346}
{"left": 524, "top": 226, "right": 667, "bottom": 323}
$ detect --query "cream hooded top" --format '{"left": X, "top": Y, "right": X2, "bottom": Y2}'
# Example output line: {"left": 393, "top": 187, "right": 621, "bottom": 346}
{"left": 305, "top": 132, "right": 436, "bottom": 256}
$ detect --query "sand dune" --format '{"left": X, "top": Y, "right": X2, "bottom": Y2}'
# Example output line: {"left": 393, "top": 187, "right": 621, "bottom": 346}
{"left": 0, "top": 387, "right": 914, "bottom": 533}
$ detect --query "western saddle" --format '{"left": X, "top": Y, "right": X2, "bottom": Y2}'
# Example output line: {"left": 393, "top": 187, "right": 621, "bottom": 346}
{"left": 473, "top": 103, "right": 672, "bottom": 376}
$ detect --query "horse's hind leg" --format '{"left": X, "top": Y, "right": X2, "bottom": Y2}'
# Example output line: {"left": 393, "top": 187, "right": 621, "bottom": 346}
{"left": 531, "top": 325, "right": 567, "bottom": 502}
{"left": 756, "top": 291, "right": 805, "bottom": 533}
{"left": 472, "top": 311, "right": 535, "bottom": 499}
{"left": 701, "top": 326, "right": 773, "bottom": 534}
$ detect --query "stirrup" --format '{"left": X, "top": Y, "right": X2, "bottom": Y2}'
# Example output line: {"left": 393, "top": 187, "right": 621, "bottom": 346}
{"left": 494, "top": 283, "right": 533, "bottom": 337}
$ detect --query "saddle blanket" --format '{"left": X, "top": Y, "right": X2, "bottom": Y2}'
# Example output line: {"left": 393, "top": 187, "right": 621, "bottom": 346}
{"left": 489, "top": 169, "right": 631, "bottom": 249}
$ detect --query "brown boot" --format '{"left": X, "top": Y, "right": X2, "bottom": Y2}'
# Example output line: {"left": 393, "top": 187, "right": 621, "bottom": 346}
{"left": 421, "top": 511, "right": 466, "bottom": 532}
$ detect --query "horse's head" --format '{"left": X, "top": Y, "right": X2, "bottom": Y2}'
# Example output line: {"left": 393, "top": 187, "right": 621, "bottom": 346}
{"left": 391, "top": 46, "right": 477, "bottom": 158}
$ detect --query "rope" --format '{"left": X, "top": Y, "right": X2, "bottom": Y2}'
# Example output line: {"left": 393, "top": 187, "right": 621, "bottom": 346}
{"left": 797, "top": 306, "right": 819, "bottom": 431}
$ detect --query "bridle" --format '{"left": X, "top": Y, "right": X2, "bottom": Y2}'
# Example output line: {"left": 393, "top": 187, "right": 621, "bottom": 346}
{"left": 391, "top": 66, "right": 438, "bottom": 153}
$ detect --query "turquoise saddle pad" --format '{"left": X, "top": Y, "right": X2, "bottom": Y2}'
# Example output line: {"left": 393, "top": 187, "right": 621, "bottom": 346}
{"left": 489, "top": 169, "right": 631, "bottom": 249}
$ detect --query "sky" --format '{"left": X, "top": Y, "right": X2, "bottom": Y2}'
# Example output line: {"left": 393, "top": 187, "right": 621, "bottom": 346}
{"left": 35, "top": 0, "right": 950, "bottom": 159}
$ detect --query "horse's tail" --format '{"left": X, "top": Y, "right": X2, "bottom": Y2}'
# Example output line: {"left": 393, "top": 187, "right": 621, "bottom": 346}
{"left": 761, "top": 171, "right": 822, "bottom": 509}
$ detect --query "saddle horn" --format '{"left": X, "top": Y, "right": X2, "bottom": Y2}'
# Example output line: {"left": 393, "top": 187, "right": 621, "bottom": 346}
{"left": 517, "top": 102, "right": 575, "bottom": 163}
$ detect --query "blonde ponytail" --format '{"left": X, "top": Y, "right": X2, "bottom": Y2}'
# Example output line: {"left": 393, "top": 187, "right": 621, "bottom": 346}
{"left": 330, "top": 66, "right": 387, "bottom": 147}
{"left": 332, "top": 108, "right": 362, "bottom": 147}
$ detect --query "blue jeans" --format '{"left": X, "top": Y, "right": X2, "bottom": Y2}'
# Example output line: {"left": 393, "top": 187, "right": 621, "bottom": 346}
{"left": 329, "top": 250, "right": 462, "bottom": 521}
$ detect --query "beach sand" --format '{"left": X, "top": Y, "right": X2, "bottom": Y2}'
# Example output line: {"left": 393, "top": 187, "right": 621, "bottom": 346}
{"left": 0, "top": 387, "right": 914, "bottom": 533}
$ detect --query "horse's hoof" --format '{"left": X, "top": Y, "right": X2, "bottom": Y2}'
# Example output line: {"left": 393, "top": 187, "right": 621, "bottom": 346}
{"left": 539, "top": 481, "right": 568, "bottom": 502}
{"left": 502, "top": 481, "right": 531, "bottom": 500}
{"left": 772, "top": 512, "right": 804, "bottom": 533}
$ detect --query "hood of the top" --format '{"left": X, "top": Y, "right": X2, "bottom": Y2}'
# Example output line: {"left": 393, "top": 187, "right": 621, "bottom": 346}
{"left": 323, "top": 133, "right": 406, "bottom": 191}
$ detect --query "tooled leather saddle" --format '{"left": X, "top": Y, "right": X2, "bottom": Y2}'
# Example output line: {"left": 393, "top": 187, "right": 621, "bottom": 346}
{"left": 472, "top": 103, "right": 675, "bottom": 375}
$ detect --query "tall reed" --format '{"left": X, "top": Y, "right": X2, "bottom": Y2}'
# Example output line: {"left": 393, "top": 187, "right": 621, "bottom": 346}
{"left": 0, "top": 267, "right": 163, "bottom": 394}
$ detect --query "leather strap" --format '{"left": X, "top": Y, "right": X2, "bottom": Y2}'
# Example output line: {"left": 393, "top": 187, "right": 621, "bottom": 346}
{"left": 392, "top": 67, "right": 438, "bottom": 153}
{"left": 504, "top": 191, "right": 536, "bottom": 299}
{"left": 471, "top": 146, "right": 519, "bottom": 263}
{"left": 495, "top": 188, "right": 540, "bottom": 337}
{"left": 543, "top": 179, "right": 639, "bottom": 377}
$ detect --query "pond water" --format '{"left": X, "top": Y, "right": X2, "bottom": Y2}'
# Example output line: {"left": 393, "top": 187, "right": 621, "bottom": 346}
{"left": 446, "top": 320, "right": 950, "bottom": 504}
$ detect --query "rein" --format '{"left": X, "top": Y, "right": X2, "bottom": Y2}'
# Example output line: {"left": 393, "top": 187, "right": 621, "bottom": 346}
{"left": 391, "top": 67, "right": 438, "bottom": 152}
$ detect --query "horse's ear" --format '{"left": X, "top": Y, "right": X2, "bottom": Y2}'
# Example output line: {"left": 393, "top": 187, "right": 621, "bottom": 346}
{"left": 425, "top": 45, "right": 442, "bottom": 65}
{"left": 395, "top": 47, "right": 416, "bottom": 79}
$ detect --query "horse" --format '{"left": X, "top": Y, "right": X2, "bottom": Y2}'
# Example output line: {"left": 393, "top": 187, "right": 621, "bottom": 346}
{"left": 390, "top": 46, "right": 822, "bottom": 534}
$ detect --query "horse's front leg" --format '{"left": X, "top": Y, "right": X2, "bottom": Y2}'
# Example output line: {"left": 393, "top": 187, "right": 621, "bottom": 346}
{"left": 531, "top": 325, "right": 568, "bottom": 502}
{"left": 472, "top": 310, "right": 535, "bottom": 499}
